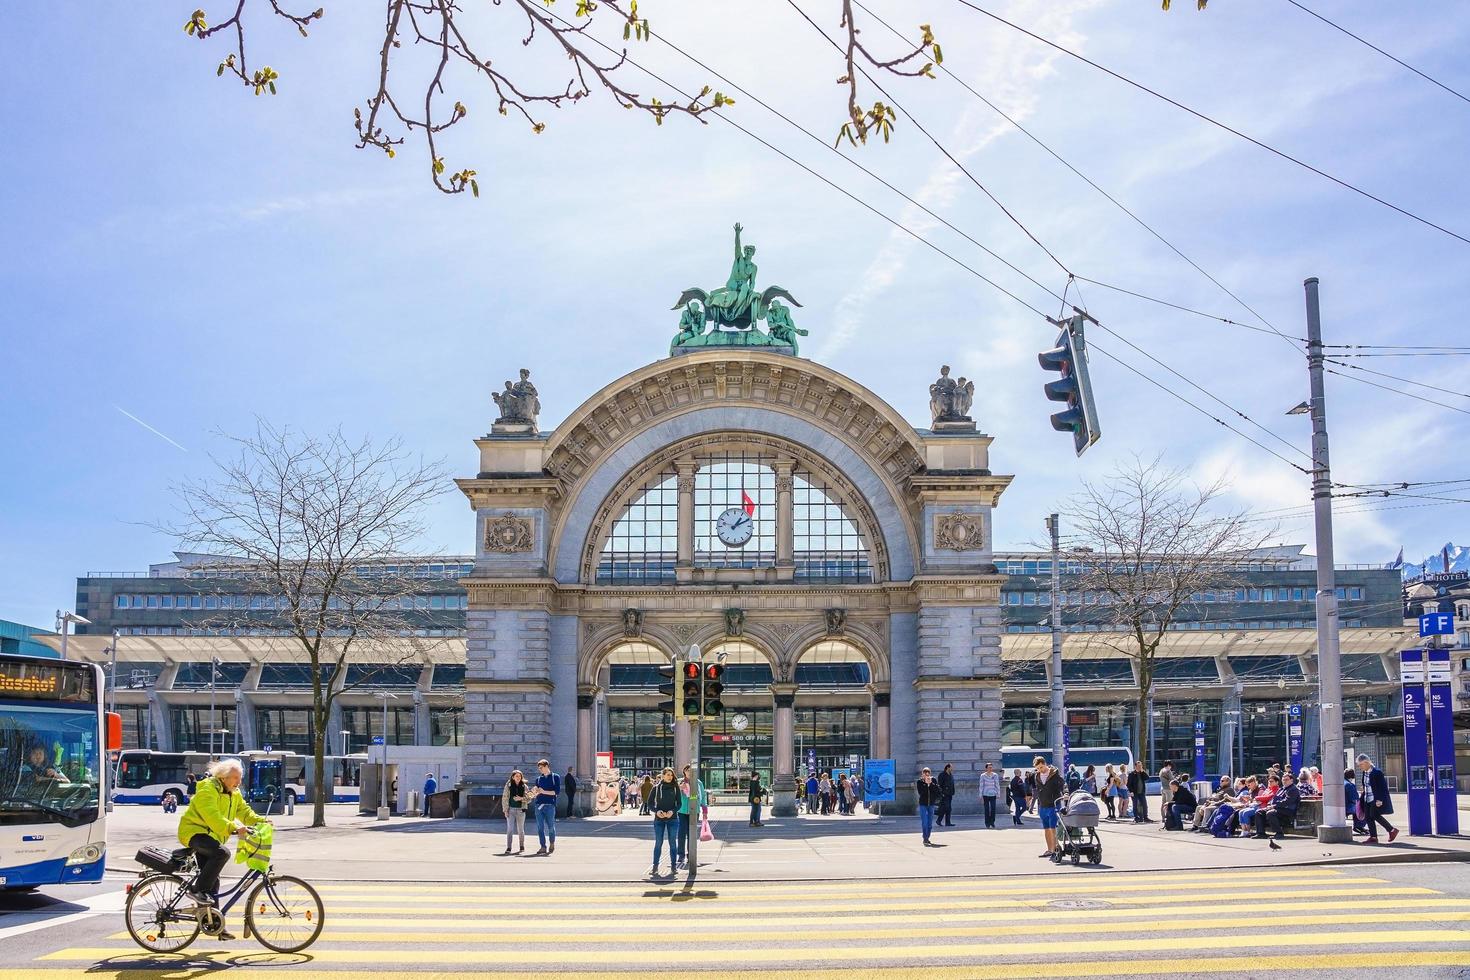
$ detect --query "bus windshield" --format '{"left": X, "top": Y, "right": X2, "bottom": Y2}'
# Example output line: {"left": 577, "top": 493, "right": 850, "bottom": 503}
{"left": 0, "top": 703, "right": 103, "bottom": 826}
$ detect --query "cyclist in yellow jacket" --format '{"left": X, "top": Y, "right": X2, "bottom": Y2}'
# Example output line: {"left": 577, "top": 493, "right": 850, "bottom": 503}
{"left": 177, "top": 758, "right": 263, "bottom": 920}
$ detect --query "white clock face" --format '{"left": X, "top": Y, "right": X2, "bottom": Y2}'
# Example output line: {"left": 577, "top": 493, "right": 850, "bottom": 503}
{"left": 731, "top": 713, "right": 750, "bottom": 731}
{"left": 715, "top": 507, "right": 754, "bottom": 547}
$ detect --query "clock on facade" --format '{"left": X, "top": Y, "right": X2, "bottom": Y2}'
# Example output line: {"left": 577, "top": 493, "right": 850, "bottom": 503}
{"left": 715, "top": 507, "right": 754, "bottom": 547}
{"left": 731, "top": 713, "right": 750, "bottom": 732}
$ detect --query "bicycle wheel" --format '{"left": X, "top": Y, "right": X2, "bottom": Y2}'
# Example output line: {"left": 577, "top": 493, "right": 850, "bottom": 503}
{"left": 124, "top": 874, "right": 201, "bottom": 954}
{"left": 246, "top": 874, "right": 324, "bottom": 952}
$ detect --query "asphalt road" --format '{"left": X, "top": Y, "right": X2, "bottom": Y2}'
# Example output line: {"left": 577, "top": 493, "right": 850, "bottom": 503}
{"left": 6, "top": 861, "right": 1470, "bottom": 977}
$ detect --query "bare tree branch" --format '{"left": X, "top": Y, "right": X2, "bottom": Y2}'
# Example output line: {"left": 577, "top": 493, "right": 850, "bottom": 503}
{"left": 182, "top": 1, "right": 940, "bottom": 194}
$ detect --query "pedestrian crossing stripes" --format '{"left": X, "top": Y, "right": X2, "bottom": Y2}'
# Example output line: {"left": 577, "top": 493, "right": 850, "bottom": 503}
{"left": 24, "top": 867, "right": 1470, "bottom": 975}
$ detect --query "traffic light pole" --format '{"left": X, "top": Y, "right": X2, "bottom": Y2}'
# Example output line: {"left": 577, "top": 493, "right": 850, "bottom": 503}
{"left": 1304, "top": 277, "right": 1350, "bottom": 845}
{"left": 1047, "top": 514, "right": 1066, "bottom": 773}
{"left": 687, "top": 717, "right": 700, "bottom": 882}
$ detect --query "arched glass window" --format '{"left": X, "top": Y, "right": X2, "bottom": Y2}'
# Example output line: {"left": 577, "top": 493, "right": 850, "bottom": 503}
{"left": 595, "top": 452, "right": 872, "bottom": 584}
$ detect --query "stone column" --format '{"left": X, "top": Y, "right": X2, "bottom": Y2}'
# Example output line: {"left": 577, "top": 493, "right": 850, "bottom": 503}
{"left": 775, "top": 461, "right": 795, "bottom": 574}
{"left": 676, "top": 459, "right": 697, "bottom": 570}
{"left": 576, "top": 687, "right": 597, "bottom": 817}
{"left": 868, "top": 685, "right": 891, "bottom": 760}
{"left": 771, "top": 683, "right": 798, "bottom": 816}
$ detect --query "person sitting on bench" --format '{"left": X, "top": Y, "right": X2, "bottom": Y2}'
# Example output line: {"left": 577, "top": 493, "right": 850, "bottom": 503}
{"left": 1252, "top": 773, "right": 1300, "bottom": 839}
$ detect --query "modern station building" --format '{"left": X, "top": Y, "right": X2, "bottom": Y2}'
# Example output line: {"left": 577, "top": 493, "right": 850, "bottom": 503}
{"left": 41, "top": 241, "right": 1408, "bottom": 812}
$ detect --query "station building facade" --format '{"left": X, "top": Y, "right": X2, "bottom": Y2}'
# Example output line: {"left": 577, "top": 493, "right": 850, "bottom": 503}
{"left": 53, "top": 352, "right": 1409, "bottom": 811}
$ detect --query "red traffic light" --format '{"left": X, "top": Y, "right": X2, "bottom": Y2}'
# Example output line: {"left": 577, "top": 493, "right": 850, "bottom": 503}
{"left": 683, "top": 661, "right": 702, "bottom": 679}
{"left": 704, "top": 663, "right": 725, "bottom": 680}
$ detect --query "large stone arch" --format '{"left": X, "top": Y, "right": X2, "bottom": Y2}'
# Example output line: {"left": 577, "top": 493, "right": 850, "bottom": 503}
{"left": 550, "top": 408, "right": 919, "bottom": 584}
{"left": 540, "top": 351, "right": 925, "bottom": 586}
{"left": 786, "top": 627, "right": 889, "bottom": 686}
{"left": 572, "top": 431, "right": 896, "bottom": 585}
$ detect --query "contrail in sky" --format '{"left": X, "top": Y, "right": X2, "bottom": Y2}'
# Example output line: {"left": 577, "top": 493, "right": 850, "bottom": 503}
{"left": 113, "top": 405, "right": 188, "bottom": 452}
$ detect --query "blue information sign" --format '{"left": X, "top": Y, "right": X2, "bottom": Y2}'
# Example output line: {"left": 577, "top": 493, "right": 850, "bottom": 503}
{"left": 262, "top": 744, "right": 272, "bottom": 753}
{"left": 371, "top": 736, "right": 385, "bottom": 746}
{"left": 1062, "top": 724, "right": 1072, "bottom": 774}
{"left": 1193, "top": 720, "right": 1206, "bottom": 782}
{"left": 807, "top": 748, "right": 817, "bottom": 776}
{"left": 864, "top": 759, "right": 896, "bottom": 803}
{"left": 1287, "top": 703, "right": 1304, "bottom": 774}
{"left": 1428, "top": 648, "right": 1461, "bottom": 836}
{"left": 1400, "top": 650, "right": 1433, "bottom": 836}
{"left": 1419, "top": 612, "right": 1455, "bottom": 637}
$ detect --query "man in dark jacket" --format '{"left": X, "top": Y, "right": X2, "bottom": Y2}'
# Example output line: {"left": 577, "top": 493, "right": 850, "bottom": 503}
{"left": 564, "top": 767, "right": 578, "bottom": 819}
{"left": 1127, "top": 761, "right": 1151, "bottom": 823}
{"left": 1253, "top": 771, "right": 1300, "bottom": 839}
{"left": 1033, "top": 757, "right": 1066, "bottom": 858}
{"left": 937, "top": 764, "right": 957, "bottom": 828}
{"left": 916, "top": 767, "right": 942, "bottom": 846}
{"left": 1164, "top": 779, "right": 1197, "bottom": 831}
{"left": 1356, "top": 754, "right": 1398, "bottom": 843}
{"left": 747, "top": 773, "right": 765, "bottom": 827}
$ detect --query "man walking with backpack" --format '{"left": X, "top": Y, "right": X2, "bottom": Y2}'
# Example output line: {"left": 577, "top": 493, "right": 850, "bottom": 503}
{"left": 532, "top": 759, "right": 561, "bottom": 854}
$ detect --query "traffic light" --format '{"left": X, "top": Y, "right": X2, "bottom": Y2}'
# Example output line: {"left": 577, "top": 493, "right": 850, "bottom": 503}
{"left": 1038, "top": 313, "right": 1101, "bottom": 456}
{"left": 681, "top": 660, "right": 703, "bottom": 718}
{"left": 656, "top": 657, "right": 683, "bottom": 719}
{"left": 701, "top": 662, "right": 726, "bottom": 718}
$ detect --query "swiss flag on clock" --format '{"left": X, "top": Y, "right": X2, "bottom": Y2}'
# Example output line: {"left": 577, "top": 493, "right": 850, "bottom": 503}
{"left": 741, "top": 490, "right": 756, "bottom": 517}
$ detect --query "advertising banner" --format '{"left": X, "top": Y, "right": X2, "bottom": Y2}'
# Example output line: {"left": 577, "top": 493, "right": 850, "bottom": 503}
{"left": 864, "top": 759, "right": 896, "bottom": 803}
{"left": 1193, "top": 719, "right": 1206, "bottom": 782}
{"left": 1287, "top": 703, "right": 1304, "bottom": 774}
{"left": 1062, "top": 724, "right": 1072, "bottom": 774}
{"left": 1427, "top": 648, "right": 1460, "bottom": 835}
{"left": 1400, "top": 649, "right": 1433, "bottom": 836}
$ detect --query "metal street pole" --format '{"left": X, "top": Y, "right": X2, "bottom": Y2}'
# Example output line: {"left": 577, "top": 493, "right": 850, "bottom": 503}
{"left": 688, "top": 717, "right": 700, "bottom": 881}
{"left": 1046, "top": 514, "right": 1066, "bottom": 771}
{"left": 209, "top": 657, "right": 219, "bottom": 760}
{"left": 376, "top": 691, "right": 397, "bottom": 820}
{"left": 107, "top": 630, "right": 119, "bottom": 717}
{"left": 1304, "top": 278, "right": 1350, "bottom": 844}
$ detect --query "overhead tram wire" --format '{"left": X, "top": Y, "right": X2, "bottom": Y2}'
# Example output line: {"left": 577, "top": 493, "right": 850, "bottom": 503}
{"left": 782, "top": 0, "right": 1073, "bottom": 279}
{"left": 1322, "top": 365, "right": 1470, "bottom": 418}
{"left": 1283, "top": 0, "right": 1470, "bottom": 107}
{"left": 1322, "top": 357, "right": 1470, "bottom": 402}
{"left": 949, "top": 0, "right": 1470, "bottom": 248}
{"left": 542, "top": 5, "right": 1319, "bottom": 481}
{"left": 783, "top": 0, "right": 1313, "bottom": 467}
{"left": 1325, "top": 344, "right": 1470, "bottom": 352}
{"left": 850, "top": 0, "right": 1305, "bottom": 353}
{"left": 623, "top": 0, "right": 1274, "bottom": 339}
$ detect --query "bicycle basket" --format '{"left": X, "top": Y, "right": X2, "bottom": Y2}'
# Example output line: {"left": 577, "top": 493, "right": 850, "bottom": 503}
{"left": 136, "top": 845, "right": 188, "bottom": 874}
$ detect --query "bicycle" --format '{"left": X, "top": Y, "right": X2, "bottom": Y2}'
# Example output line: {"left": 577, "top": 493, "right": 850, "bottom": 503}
{"left": 125, "top": 845, "right": 324, "bottom": 954}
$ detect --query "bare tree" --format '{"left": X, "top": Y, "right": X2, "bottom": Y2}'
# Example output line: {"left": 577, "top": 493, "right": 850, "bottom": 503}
{"left": 163, "top": 421, "right": 450, "bottom": 827}
{"left": 180, "top": 1, "right": 942, "bottom": 193}
{"left": 1058, "top": 456, "right": 1274, "bottom": 768}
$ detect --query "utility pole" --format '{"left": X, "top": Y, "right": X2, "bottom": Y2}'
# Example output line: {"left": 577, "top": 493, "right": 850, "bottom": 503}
{"left": 688, "top": 716, "right": 701, "bottom": 881}
{"left": 1046, "top": 514, "right": 1066, "bottom": 772}
{"left": 209, "top": 657, "right": 220, "bottom": 760}
{"left": 1304, "top": 277, "right": 1351, "bottom": 844}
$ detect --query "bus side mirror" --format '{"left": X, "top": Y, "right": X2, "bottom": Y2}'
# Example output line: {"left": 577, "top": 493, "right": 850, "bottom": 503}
{"left": 106, "top": 712, "right": 123, "bottom": 752}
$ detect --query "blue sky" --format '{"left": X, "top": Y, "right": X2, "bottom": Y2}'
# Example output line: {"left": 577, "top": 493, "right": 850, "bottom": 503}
{"left": 3, "top": 2, "right": 1469, "bottom": 630}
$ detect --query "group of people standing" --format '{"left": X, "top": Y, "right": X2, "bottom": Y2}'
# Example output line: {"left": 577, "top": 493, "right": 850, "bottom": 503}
{"left": 803, "top": 770, "right": 864, "bottom": 815}
{"left": 498, "top": 760, "right": 573, "bottom": 855}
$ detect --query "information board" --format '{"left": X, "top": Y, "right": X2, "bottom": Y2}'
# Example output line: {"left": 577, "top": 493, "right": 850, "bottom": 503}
{"left": 864, "top": 759, "right": 896, "bottom": 803}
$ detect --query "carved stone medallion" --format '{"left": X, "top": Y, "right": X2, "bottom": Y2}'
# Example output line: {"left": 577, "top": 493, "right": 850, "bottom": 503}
{"left": 484, "top": 514, "right": 534, "bottom": 553}
{"left": 934, "top": 513, "right": 985, "bottom": 551}
{"left": 724, "top": 608, "right": 745, "bottom": 637}
{"left": 825, "top": 608, "right": 847, "bottom": 635}
{"left": 622, "top": 608, "right": 643, "bottom": 638}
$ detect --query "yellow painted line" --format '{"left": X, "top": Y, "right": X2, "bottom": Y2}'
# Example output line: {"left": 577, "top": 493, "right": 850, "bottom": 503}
{"left": 104, "top": 896, "right": 1470, "bottom": 940}
{"left": 308, "top": 866, "right": 1353, "bottom": 897}
{"left": 100, "top": 909, "right": 1470, "bottom": 946}
{"left": 240, "top": 897, "right": 1470, "bottom": 931}
{"left": 303, "top": 874, "right": 1393, "bottom": 906}
{"left": 16, "top": 954, "right": 1470, "bottom": 979}
{"left": 42, "top": 930, "right": 1470, "bottom": 964}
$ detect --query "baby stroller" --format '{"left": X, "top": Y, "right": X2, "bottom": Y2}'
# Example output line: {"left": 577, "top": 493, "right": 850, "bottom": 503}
{"left": 1052, "top": 789, "right": 1103, "bottom": 866}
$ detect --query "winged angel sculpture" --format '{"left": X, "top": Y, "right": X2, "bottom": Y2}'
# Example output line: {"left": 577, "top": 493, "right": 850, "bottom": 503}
{"left": 670, "top": 224, "right": 807, "bottom": 354}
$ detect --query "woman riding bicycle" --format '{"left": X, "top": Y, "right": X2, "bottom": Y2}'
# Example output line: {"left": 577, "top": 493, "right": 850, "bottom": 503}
{"left": 177, "top": 758, "right": 265, "bottom": 930}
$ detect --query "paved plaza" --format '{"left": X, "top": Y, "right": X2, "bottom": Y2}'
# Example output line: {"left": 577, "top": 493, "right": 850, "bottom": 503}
{"left": 98, "top": 801, "right": 1470, "bottom": 884}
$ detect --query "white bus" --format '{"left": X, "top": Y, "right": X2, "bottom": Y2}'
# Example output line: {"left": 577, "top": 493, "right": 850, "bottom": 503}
{"left": 1, "top": 654, "right": 120, "bottom": 891}
{"left": 112, "top": 749, "right": 210, "bottom": 805}
{"left": 240, "top": 750, "right": 365, "bottom": 806}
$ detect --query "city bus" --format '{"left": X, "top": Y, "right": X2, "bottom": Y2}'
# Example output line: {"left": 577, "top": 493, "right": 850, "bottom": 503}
{"left": 238, "top": 750, "right": 363, "bottom": 806}
{"left": 1000, "top": 744, "right": 1136, "bottom": 777}
{"left": 112, "top": 749, "right": 210, "bottom": 805}
{"left": 1, "top": 654, "right": 120, "bottom": 891}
